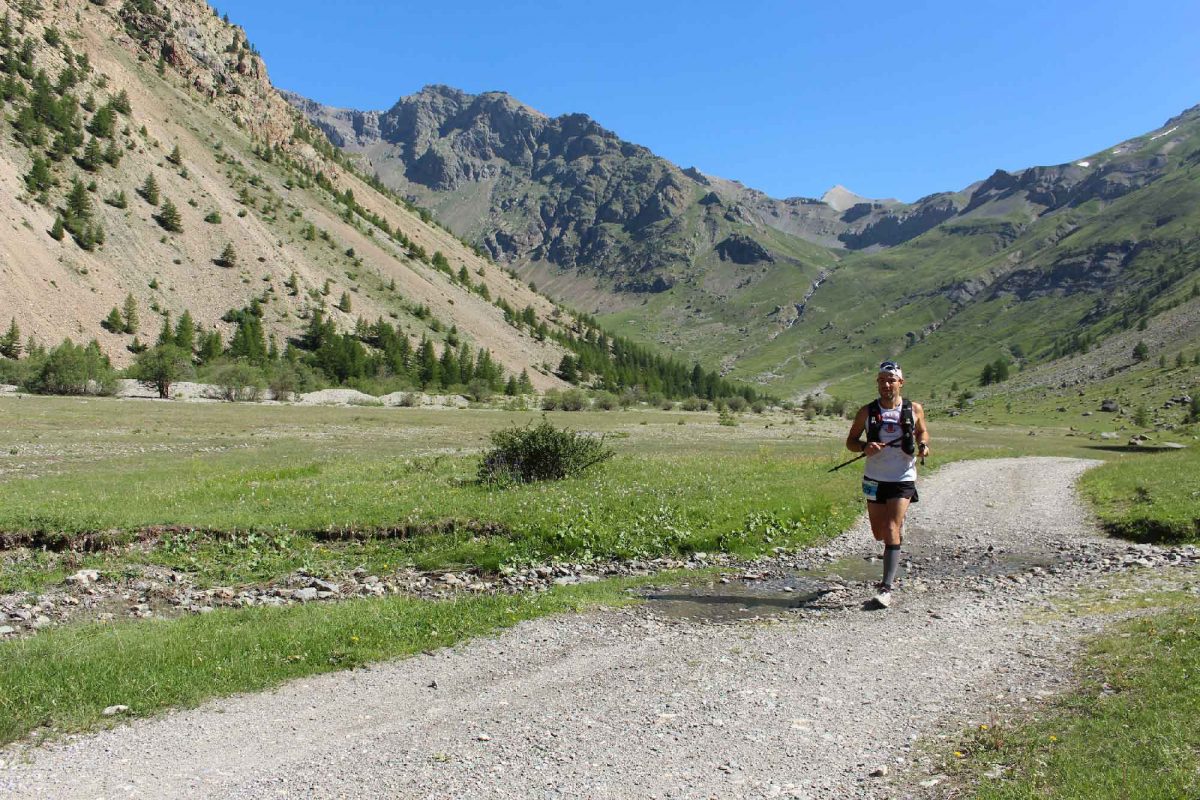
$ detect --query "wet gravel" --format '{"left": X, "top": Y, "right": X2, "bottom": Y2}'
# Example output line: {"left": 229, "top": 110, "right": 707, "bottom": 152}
{"left": 1, "top": 457, "right": 1196, "bottom": 799}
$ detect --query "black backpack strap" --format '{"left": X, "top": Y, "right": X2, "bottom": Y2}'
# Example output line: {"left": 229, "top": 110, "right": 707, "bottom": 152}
{"left": 900, "top": 399, "right": 915, "bottom": 454}
{"left": 866, "top": 399, "right": 882, "bottom": 442}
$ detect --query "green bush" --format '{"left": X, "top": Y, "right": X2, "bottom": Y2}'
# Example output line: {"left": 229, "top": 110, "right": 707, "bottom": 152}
{"left": 478, "top": 418, "right": 614, "bottom": 485}
{"left": 130, "top": 343, "right": 192, "bottom": 399}
{"left": 206, "top": 361, "right": 266, "bottom": 402}
{"left": 593, "top": 391, "right": 619, "bottom": 411}
{"left": 25, "top": 339, "right": 116, "bottom": 396}
{"left": 560, "top": 388, "right": 588, "bottom": 411}
{"left": 723, "top": 396, "right": 748, "bottom": 413}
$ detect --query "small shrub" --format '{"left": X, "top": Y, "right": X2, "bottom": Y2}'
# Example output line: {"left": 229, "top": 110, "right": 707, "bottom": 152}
{"left": 593, "top": 391, "right": 619, "bottom": 411}
{"left": 209, "top": 362, "right": 265, "bottom": 402}
{"left": 560, "top": 388, "right": 588, "bottom": 411}
{"left": 478, "top": 417, "right": 614, "bottom": 485}
{"left": 724, "top": 396, "right": 748, "bottom": 413}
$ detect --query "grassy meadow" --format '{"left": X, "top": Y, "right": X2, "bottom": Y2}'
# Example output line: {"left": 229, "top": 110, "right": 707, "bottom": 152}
{"left": 942, "top": 577, "right": 1200, "bottom": 799}
{"left": 0, "top": 392, "right": 1197, "bottom": 753}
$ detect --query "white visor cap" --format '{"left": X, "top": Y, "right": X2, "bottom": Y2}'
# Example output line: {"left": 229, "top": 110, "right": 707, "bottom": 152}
{"left": 878, "top": 360, "right": 903, "bottom": 379}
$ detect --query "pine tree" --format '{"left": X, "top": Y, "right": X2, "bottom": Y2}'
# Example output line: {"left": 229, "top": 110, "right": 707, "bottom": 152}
{"left": 439, "top": 345, "right": 459, "bottom": 389}
{"left": 103, "top": 306, "right": 124, "bottom": 333}
{"left": 79, "top": 136, "right": 104, "bottom": 171}
{"left": 87, "top": 103, "right": 114, "bottom": 138}
{"left": 166, "top": 143, "right": 182, "bottom": 165}
{"left": 228, "top": 312, "right": 267, "bottom": 364}
{"left": 337, "top": 291, "right": 352, "bottom": 313}
{"left": 49, "top": 216, "right": 64, "bottom": 240}
{"left": 156, "top": 312, "right": 173, "bottom": 346}
{"left": 103, "top": 139, "right": 121, "bottom": 167}
{"left": 217, "top": 242, "right": 237, "bottom": 267}
{"left": 173, "top": 309, "right": 195, "bottom": 355}
{"left": 64, "top": 178, "right": 92, "bottom": 225}
{"left": 111, "top": 89, "right": 131, "bottom": 115}
{"left": 0, "top": 318, "right": 22, "bottom": 359}
{"left": 197, "top": 329, "right": 223, "bottom": 364}
{"left": 122, "top": 293, "right": 139, "bottom": 334}
{"left": 156, "top": 198, "right": 182, "bottom": 232}
{"left": 139, "top": 172, "right": 159, "bottom": 205}
{"left": 417, "top": 337, "right": 439, "bottom": 387}
{"left": 24, "top": 155, "right": 53, "bottom": 192}
{"left": 558, "top": 354, "right": 578, "bottom": 383}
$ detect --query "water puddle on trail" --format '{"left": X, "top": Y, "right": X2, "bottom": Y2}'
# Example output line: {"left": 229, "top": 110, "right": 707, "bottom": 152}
{"left": 805, "top": 540, "right": 1059, "bottom": 585}
{"left": 643, "top": 535, "right": 1061, "bottom": 623}
{"left": 641, "top": 576, "right": 836, "bottom": 624}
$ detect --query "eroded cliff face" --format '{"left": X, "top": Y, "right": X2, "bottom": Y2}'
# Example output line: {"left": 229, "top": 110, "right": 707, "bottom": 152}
{"left": 117, "top": 0, "right": 295, "bottom": 146}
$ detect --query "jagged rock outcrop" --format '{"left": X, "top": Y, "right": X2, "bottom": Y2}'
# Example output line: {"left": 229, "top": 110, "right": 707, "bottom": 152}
{"left": 716, "top": 234, "right": 773, "bottom": 264}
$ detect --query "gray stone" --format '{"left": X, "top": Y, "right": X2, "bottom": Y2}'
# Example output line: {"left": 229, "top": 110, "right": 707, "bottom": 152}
{"left": 101, "top": 705, "right": 129, "bottom": 717}
{"left": 292, "top": 588, "right": 319, "bottom": 602}
{"left": 66, "top": 570, "right": 101, "bottom": 586}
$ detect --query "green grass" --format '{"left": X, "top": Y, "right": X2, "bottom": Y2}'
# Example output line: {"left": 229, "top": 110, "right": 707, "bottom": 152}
{"left": 1078, "top": 445, "right": 1200, "bottom": 543}
{"left": 0, "top": 577, "right": 649, "bottom": 746}
{"left": 944, "top": 603, "right": 1200, "bottom": 799}
{"left": 1, "top": 394, "right": 1193, "bottom": 752}
{"left": 0, "top": 397, "right": 864, "bottom": 592}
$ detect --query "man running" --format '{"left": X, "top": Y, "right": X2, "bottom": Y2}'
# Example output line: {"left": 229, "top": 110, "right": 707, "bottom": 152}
{"left": 844, "top": 360, "right": 930, "bottom": 608}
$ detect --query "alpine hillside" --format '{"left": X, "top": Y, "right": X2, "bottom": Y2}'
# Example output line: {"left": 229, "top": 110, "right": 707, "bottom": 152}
{"left": 0, "top": 0, "right": 580, "bottom": 395}
{"left": 290, "top": 86, "right": 1200, "bottom": 399}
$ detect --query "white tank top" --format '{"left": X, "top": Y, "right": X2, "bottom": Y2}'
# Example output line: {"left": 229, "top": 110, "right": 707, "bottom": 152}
{"left": 865, "top": 403, "right": 917, "bottom": 482}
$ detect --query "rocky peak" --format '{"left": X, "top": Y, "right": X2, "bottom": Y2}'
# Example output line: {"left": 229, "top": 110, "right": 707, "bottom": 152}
{"left": 820, "top": 184, "right": 869, "bottom": 212}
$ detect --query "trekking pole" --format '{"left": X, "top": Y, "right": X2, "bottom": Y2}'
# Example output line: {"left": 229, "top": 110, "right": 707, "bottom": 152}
{"left": 827, "top": 438, "right": 904, "bottom": 473}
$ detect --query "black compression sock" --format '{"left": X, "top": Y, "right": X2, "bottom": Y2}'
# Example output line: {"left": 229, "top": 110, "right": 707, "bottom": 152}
{"left": 882, "top": 544, "right": 902, "bottom": 590}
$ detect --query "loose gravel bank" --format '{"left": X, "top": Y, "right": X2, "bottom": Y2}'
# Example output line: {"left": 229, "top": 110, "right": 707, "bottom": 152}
{"left": 1, "top": 457, "right": 1193, "bottom": 799}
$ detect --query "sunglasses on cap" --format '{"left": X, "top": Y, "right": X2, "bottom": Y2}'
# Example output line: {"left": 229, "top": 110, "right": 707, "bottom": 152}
{"left": 877, "top": 361, "right": 903, "bottom": 378}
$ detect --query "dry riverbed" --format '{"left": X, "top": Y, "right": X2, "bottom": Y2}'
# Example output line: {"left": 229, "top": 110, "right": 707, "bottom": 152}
{"left": 1, "top": 457, "right": 1196, "bottom": 798}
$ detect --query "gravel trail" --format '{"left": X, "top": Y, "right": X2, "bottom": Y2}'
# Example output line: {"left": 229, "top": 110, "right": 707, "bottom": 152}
{"left": 0, "top": 457, "right": 1188, "bottom": 799}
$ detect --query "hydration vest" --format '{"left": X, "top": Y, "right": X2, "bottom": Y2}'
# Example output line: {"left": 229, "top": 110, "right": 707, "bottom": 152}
{"left": 866, "top": 399, "right": 915, "bottom": 455}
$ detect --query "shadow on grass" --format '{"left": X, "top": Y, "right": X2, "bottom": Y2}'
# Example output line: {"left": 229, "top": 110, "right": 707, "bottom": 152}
{"left": 1083, "top": 445, "right": 1190, "bottom": 454}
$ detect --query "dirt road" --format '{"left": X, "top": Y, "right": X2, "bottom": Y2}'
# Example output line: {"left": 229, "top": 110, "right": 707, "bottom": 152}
{"left": 2, "top": 458, "right": 1189, "bottom": 799}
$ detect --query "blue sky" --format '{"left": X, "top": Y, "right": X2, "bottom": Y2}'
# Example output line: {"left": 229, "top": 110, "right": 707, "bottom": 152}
{"left": 214, "top": 1, "right": 1200, "bottom": 202}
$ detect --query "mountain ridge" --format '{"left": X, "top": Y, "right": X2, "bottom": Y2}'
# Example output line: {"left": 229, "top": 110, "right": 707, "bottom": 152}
{"left": 288, "top": 84, "right": 1200, "bottom": 396}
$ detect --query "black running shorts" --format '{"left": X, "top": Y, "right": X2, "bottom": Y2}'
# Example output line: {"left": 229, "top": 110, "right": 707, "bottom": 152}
{"left": 865, "top": 480, "right": 918, "bottom": 504}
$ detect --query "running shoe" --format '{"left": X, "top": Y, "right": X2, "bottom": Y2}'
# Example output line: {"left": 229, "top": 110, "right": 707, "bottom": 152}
{"left": 873, "top": 587, "right": 892, "bottom": 609}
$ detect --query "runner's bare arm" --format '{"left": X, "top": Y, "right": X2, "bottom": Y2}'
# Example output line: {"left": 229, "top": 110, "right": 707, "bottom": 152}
{"left": 913, "top": 401, "right": 930, "bottom": 456}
